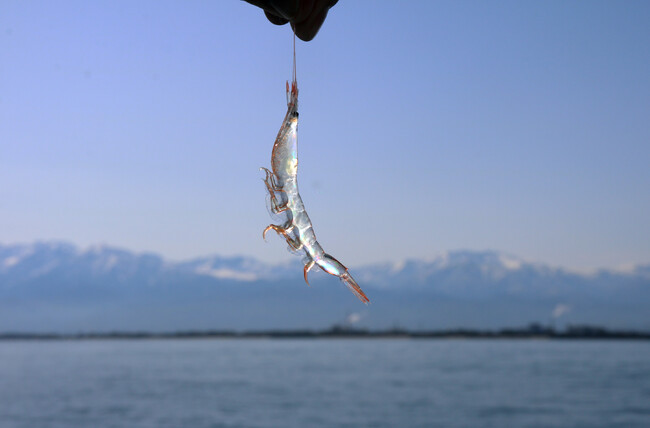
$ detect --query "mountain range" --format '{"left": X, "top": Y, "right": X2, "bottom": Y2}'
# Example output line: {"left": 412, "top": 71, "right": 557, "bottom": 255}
{"left": 1, "top": 241, "right": 648, "bottom": 332}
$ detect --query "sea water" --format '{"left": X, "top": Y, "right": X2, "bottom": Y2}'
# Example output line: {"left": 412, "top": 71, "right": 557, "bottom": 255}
{"left": 0, "top": 339, "right": 648, "bottom": 428}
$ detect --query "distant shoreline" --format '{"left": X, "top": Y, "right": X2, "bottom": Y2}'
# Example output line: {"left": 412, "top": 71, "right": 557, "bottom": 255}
{"left": 1, "top": 325, "right": 649, "bottom": 341}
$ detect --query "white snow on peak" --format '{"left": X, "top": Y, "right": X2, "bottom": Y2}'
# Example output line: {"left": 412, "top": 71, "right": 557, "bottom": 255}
{"left": 610, "top": 263, "right": 638, "bottom": 275}
{"left": 102, "top": 254, "right": 119, "bottom": 271}
{"left": 2, "top": 245, "right": 38, "bottom": 269}
{"left": 3, "top": 256, "right": 20, "bottom": 268}
{"left": 85, "top": 244, "right": 111, "bottom": 255}
{"left": 499, "top": 254, "right": 522, "bottom": 270}
{"left": 391, "top": 260, "right": 406, "bottom": 273}
{"left": 195, "top": 264, "right": 258, "bottom": 282}
{"left": 434, "top": 252, "right": 450, "bottom": 268}
{"left": 30, "top": 260, "right": 60, "bottom": 278}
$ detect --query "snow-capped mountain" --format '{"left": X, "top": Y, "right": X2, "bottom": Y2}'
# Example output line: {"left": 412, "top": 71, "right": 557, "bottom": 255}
{"left": 0, "top": 242, "right": 168, "bottom": 286}
{"left": 1, "top": 241, "right": 648, "bottom": 332}
{"left": 0, "top": 242, "right": 298, "bottom": 285}
{"left": 357, "top": 251, "right": 552, "bottom": 288}
{"left": 176, "top": 255, "right": 299, "bottom": 282}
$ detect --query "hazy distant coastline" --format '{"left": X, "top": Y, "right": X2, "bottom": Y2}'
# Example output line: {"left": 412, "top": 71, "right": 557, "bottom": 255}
{"left": 2, "top": 324, "right": 649, "bottom": 341}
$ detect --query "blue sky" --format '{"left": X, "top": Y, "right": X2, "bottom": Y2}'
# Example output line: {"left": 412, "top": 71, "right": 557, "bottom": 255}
{"left": 1, "top": 1, "right": 649, "bottom": 270}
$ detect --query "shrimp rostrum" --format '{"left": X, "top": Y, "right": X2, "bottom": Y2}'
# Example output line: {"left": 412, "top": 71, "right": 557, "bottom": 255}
{"left": 260, "top": 77, "right": 370, "bottom": 304}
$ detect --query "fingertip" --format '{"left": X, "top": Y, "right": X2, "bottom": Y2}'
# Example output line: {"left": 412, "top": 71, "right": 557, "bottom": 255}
{"left": 293, "top": 6, "right": 328, "bottom": 41}
{"left": 271, "top": 0, "right": 301, "bottom": 21}
{"left": 264, "top": 10, "right": 289, "bottom": 26}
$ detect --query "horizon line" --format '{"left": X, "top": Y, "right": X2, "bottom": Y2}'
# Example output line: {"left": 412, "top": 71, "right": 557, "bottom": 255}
{"left": 2, "top": 324, "right": 649, "bottom": 341}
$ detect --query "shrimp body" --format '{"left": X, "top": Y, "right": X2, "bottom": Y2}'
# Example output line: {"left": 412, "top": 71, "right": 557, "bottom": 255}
{"left": 261, "top": 80, "right": 369, "bottom": 304}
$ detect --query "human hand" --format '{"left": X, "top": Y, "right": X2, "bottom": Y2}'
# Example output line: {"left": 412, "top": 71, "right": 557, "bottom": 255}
{"left": 244, "top": 0, "right": 339, "bottom": 41}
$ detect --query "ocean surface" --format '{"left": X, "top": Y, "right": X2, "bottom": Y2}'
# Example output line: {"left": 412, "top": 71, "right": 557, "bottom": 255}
{"left": 0, "top": 339, "right": 648, "bottom": 428}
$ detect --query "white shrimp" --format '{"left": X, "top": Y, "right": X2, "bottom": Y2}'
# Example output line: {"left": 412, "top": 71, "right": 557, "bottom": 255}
{"left": 260, "top": 43, "right": 369, "bottom": 304}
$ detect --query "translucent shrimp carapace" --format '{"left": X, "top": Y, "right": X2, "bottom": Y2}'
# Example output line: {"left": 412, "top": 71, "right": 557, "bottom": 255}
{"left": 260, "top": 39, "right": 369, "bottom": 305}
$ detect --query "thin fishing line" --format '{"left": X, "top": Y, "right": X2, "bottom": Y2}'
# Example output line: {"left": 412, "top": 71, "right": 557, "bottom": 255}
{"left": 292, "top": 31, "right": 296, "bottom": 84}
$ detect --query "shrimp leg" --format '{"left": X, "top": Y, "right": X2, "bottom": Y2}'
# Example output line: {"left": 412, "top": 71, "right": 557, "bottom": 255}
{"left": 261, "top": 168, "right": 290, "bottom": 214}
{"left": 263, "top": 223, "right": 303, "bottom": 251}
{"left": 303, "top": 260, "right": 315, "bottom": 286}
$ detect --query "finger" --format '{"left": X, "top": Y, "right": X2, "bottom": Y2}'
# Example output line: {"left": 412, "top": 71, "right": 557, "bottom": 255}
{"left": 244, "top": 0, "right": 290, "bottom": 25}
{"left": 293, "top": 6, "right": 329, "bottom": 41}
{"left": 264, "top": 10, "right": 289, "bottom": 26}
{"left": 243, "top": 0, "right": 274, "bottom": 11}
{"left": 269, "top": 0, "right": 302, "bottom": 21}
